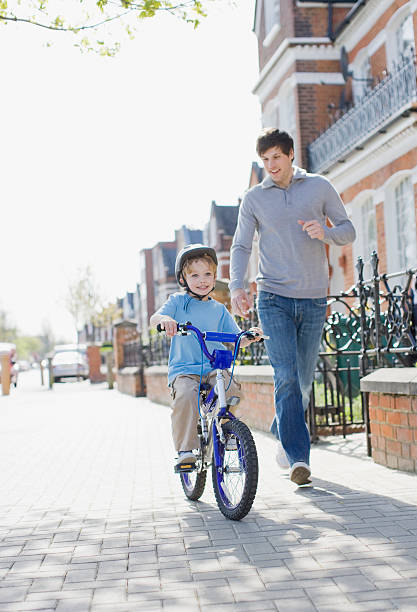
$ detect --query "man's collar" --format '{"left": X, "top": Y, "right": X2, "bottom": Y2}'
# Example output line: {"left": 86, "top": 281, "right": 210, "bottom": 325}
{"left": 261, "top": 166, "right": 305, "bottom": 189}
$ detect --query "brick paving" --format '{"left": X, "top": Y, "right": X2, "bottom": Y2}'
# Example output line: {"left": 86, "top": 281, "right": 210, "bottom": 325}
{"left": 0, "top": 371, "right": 416, "bottom": 611}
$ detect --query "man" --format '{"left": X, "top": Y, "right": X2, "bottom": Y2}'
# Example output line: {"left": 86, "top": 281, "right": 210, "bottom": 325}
{"left": 229, "top": 128, "right": 356, "bottom": 486}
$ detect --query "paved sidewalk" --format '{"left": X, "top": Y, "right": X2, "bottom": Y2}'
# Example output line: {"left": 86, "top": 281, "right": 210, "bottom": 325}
{"left": 0, "top": 372, "right": 416, "bottom": 611}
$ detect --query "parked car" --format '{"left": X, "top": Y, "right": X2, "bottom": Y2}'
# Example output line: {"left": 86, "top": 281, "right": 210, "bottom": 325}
{"left": 52, "top": 351, "right": 88, "bottom": 382}
{"left": 0, "top": 343, "right": 18, "bottom": 387}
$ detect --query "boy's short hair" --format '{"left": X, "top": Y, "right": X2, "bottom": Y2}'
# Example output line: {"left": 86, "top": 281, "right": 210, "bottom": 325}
{"left": 256, "top": 128, "right": 294, "bottom": 157}
{"left": 182, "top": 254, "right": 217, "bottom": 278}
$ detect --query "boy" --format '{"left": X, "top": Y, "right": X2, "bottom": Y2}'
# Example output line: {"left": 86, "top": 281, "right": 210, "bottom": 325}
{"left": 150, "top": 244, "right": 262, "bottom": 467}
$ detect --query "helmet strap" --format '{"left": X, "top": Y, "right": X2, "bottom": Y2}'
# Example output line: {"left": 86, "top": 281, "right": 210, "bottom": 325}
{"left": 180, "top": 273, "right": 215, "bottom": 301}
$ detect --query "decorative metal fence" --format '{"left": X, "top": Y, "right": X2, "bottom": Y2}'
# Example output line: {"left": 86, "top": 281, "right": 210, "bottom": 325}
{"left": 122, "top": 252, "right": 417, "bottom": 456}
{"left": 308, "top": 52, "right": 417, "bottom": 174}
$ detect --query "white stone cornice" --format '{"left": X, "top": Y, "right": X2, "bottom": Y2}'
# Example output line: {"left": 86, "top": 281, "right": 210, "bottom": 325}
{"left": 327, "top": 116, "right": 417, "bottom": 193}
{"left": 296, "top": 1, "right": 354, "bottom": 6}
{"left": 294, "top": 72, "right": 345, "bottom": 85}
{"left": 254, "top": 41, "right": 340, "bottom": 102}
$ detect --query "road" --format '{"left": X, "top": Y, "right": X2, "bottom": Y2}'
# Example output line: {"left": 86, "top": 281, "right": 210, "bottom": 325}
{"left": 0, "top": 370, "right": 416, "bottom": 611}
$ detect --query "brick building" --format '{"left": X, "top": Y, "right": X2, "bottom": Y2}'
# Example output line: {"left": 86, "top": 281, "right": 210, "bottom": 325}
{"left": 252, "top": 0, "right": 417, "bottom": 294}
{"left": 138, "top": 241, "right": 177, "bottom": 340}
{"left": 205, "top": 201, "right": 239, "bottom": 279}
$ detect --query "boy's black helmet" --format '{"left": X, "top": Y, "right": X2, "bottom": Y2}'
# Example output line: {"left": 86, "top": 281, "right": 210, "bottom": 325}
{"left": 175, "top": 244, "right": 218, "bottom": 284}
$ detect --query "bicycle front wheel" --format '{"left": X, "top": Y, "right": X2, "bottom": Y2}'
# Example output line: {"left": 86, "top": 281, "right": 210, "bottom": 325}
{"left": 180, "top": 469, "right": 207, "bottom": 501}
{"left": 212, "top": 419, "right": 258, "bottom": 520}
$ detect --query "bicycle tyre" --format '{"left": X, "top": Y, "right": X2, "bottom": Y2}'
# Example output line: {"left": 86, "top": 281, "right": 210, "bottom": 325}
{"left": 180, "top": 469, "right": 207, "bottom": 501}
{"left": 212, "top": 419, "right": 258, "bottom": 521}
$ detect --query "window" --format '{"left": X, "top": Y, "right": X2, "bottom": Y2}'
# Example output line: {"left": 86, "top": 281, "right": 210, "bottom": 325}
{"left": 395, "top": 14, "right": 414, "bottom": 64}
{"left": 264, "top": 0, "right": 280, "bottom": 36}
{"left": 394, "top": 177, "right": 416, "bottom": 270}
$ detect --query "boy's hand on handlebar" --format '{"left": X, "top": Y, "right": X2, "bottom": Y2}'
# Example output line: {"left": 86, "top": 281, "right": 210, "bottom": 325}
{"left": 158, "top": 316, "right": 178, "bottom": 337}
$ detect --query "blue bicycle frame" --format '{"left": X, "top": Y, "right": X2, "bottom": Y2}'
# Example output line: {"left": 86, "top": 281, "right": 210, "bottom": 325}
{"left": 177, "top": 323, "right": 249, "bottom": 471}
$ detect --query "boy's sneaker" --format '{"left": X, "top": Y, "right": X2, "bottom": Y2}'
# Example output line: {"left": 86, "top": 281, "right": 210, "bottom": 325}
{"left": 289, "top": 462, "right": 311, "bottom": 485}
{"left": 275, "top": 440, "right": 289, "bottom": 469}
{"left": 175, "top": 451, "right": 196, "bottom": 466}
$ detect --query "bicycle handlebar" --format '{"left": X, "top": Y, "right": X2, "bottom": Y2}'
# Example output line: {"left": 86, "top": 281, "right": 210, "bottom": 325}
{"left": 156, "top": 322, "right": 268, "bottom": 354}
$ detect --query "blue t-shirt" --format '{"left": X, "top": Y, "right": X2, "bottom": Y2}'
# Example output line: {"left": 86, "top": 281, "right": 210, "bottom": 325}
{"left": 155, "top": 292, "right": 241, "bottom": 384}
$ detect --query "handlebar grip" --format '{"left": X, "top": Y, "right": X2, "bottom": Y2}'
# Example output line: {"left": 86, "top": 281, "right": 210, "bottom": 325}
{"left": 156, "top": 323, "right": 182, "bottom": 333}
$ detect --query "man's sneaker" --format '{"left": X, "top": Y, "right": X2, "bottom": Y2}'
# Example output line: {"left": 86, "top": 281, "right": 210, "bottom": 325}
{"left": 289, "top": 462, "right": 311, "bottom": 485}
{"left": 175, "top": 451, "right": 196, "bottom": 466}
{"left": 275, "top": 440, "right": 289, "bottom": 469}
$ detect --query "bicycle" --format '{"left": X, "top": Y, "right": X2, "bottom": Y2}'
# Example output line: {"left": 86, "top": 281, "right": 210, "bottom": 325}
{"left": 158, "top": 321, "right": 266, "bottom": 521}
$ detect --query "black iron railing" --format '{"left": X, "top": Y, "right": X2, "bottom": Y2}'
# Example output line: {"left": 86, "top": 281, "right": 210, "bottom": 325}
{"left": 310, "top": 251, "right": 417, "bottom": 454}
{"left": 308, "top": 53, "right": 417, "bottom": 174}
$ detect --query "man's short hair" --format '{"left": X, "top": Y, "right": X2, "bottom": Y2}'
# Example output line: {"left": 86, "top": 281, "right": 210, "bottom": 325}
{"left": 256, "top": 128, "right": 294, "bottom": 158}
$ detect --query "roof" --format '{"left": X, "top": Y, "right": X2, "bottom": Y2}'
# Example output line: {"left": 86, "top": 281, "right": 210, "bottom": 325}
{"left": 212, "top": 203, "right": 239, "bottom": 237}
{"left": 162, "top": 246, "right": 177, "bottom": 276}
{"left": 251, "top": 162, "right": 264, "bottom": 185}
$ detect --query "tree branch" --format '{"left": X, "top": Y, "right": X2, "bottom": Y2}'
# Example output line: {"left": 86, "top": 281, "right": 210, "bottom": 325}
{"left": 0, "top": 10, "right": 133, "bottom": 32}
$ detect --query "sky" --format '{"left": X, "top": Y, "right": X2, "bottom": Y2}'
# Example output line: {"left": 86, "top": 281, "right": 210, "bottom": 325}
{"left": 0, "top": 0, "right": 262, "bottom": 341}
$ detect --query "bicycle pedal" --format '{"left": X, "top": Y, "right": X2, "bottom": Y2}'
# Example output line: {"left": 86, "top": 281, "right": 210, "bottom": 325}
{"left": 225, "top": 438, "right": 238, "bottom": 451}
{"left": 174, "top": 463, "right": 196, "bottom": 473}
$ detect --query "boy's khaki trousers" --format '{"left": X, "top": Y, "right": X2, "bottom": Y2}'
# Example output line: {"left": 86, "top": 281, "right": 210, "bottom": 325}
{"left": 170, "top": 371, "right": 241, "bottom": 453}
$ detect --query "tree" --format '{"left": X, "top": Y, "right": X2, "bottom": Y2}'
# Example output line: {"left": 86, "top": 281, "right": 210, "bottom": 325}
{"left": 15, "top": 336, "right": 43, "bottom": 361}
{"left": 92, "top": 301, "right": 122, "bottom": 328}
{"left": 0, "top": 308, "right": 18, "bottom": 343}
{"left": 0, "top": 0, "right": 209, "bottom": 55}
{"left": 65, "top": 265, "right": 102, "bottom": 333}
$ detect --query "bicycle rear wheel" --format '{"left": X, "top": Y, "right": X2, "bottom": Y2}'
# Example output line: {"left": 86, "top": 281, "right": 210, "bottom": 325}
{"left": 212, "top": 419, "right": 258, "bottom": 520}
{"left": 180, "top": 469, "right": 207, "bottom": 501}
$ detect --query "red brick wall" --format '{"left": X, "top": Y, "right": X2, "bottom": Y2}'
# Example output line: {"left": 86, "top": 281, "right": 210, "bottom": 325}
{"left": 350, "top": 0, "right": 409, "bottom": 61}
{"left": 298, "top": 83, "right": 346, "bottom": 168}
{"left": 113, "top": 324, "right": 139, "bottom": 370}
{"left": 294, "top": 6, "right": 351, "bottom": 38}
{"left": 341, "top": 150, "right": 417, "bottom": 203}
{"left": 370, "top": 45, "right": 387, "bottom": 81}
{"left": 87, "top": 345, "right": 106, "bottom": 384}
{"left": 145, "top": 367, "right": 171, "bottom": 407}
{"left": 375, "top": 202, "right": 387, "bottom": 274}
{"left": 369, "top": 392, "right": 417, "bottom": 472}
{"left": 116, "top": 368, "right": 146, "bottom": 397}
{"left": 144, "top": 365, "right": 274, "bottom": 432}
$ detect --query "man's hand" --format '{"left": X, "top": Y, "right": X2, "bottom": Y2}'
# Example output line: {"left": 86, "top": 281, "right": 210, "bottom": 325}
{"left": 298, "top": 219, "right": 325, "bottom": 241}
{"left": 239, "top": 326, "right": 264, "bottom": 348}
{"left": 159, "top": 316, "right": 178, "bottom": 338}
{"left": 231, "top": 289, "right": 252, "bottom": 319}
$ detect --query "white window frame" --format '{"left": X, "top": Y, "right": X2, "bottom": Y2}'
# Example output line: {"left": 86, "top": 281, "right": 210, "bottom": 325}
{"left": 351, "top": 193, "right": 377, "bottom": 278}
{"left": 263, "top": 0, "right": 281, "bottom": 46}
{"left": 262, "top": 98, "right": 279, "bottom": 129}
{"left": 385, "top": 5, "right": 415, "bottom": 71}
{"left": 352, "top": 48, "right": 373, "bottom": 104}
{"left": 277, "top": 78, "right": 298, "bottom": 164}
{"left": 384, "top": 173, "right": 417, "bottom": 273}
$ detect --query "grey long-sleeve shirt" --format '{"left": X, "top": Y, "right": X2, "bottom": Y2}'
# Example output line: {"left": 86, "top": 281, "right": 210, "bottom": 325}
{"left": 229, "top": 167, "right": 356, "bottom": 299}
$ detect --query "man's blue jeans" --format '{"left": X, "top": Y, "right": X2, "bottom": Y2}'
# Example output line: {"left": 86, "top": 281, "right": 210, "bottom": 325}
{"left": 257, "top": 291, "right": 327, "bottom": 466}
